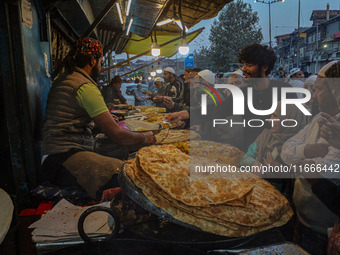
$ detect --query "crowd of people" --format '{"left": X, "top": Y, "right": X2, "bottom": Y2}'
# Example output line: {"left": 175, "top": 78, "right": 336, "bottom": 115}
{"left": 165, "top": 43, "right": 340, "bottom": 255}
{"left": 41, "top": 38, "right": 340, "bottom": 255}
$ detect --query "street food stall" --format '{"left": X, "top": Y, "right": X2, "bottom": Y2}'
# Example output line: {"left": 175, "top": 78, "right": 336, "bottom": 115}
{"left": 0, "top": 0, "right": 314, "bottom": 254}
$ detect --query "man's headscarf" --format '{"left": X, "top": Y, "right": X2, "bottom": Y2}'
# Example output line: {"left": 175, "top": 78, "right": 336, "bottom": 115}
{"left": 75, "top": 38, "right": 103, "bottom": 58}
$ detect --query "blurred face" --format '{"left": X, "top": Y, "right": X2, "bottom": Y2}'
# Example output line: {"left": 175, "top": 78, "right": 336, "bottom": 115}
{"left": 270, "top": 109, "right": 281, "bottom": 133}
{"left": 137, "top": 84, "right": 142, "bottom": 90}
{"left": 312, "top": 76, "right": 337, "bottom": 114}
{"left": 189, "top": 71, "right": 198, "bottom": 79}
{"left": 193, "top": 74, "right": 204, "bottom": 88}
{"left": 188, "top": 71, "right": 199, "bottom": 85}
{"left": 163, "top": 71, "right": 172, "bottom": 82}
{"left": 227, "top": 74, "right": 245, "bottom": 88}
{"left": 155, "top": 81, "right": 163, "bottom": 89}
{"left": 113, "top": 82, "right": 122, "bottom": 90}
{"left": 292, "top": 71, "right": 304, "bottom": 80}
{"left": 279, "top": 71, "right": 285, "bottom": 77}
{"left": 242, "top": 63, "right": 262, "bottom": 79}
{"left": 90, "top": 56, "right": 103, "bottom": 82}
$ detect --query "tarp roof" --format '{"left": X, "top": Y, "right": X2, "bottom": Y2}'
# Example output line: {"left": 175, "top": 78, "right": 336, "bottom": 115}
{"left": 124, "top": 28, "right": 203, "bottom": 57}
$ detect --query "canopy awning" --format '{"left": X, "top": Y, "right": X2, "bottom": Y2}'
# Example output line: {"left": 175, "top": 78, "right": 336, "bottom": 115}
{"left": 123, "top": 28, "right": 203, "bottom": 57}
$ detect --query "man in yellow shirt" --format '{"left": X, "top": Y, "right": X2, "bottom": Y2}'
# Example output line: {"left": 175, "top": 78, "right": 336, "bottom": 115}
{"left": 42, "top": 38, "right": 155, "bottom": 199}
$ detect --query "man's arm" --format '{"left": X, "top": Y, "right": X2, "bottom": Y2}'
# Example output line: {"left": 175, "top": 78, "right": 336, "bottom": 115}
{"left": 281, "top": 125, "right": 309, "bottom": 164}
{"left": 93, "top": 111, "right": 154, "bottom": 145}
{"left": 133, "top": 91, "right": 145, "bottom": 102}
{"left": 77, "top": 83, "right": 155, "bottom": 145}
{"left": 165, "top": 110, "right": 189, "bottom": 123}
{"left": 303, "top": 144, "right": 329, "bottom": 158}
{"left": 320, "top": 112, "right": 340, "bottom": 149}
{"left": 118, "top": 93, "right": 127, "bottom": 104}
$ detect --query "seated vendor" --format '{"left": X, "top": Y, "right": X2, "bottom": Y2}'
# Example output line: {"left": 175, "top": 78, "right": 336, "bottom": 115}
{"left": 133, "top": 84, "right": 150, "bottom": 106}
{"left": 41, "top": 38, "right": 156, "bottom": 200}
{"left": 145, "top": 77, "right": 167, "bottom": 108}
{"left": 101, "top": 75, "right": 127, "bottom": 107}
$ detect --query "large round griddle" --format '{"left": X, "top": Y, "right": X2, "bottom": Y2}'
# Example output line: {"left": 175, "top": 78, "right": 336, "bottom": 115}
{"left": 118, "top": 166, "right": 203, "bottom": 232}
{"left": 117, "top": 166, "right": 281, "bottom": 250}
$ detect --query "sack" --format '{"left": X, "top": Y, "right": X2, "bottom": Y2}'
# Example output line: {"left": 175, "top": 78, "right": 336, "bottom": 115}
{"left": 328, "top": 218, "right": 340, "bottom": 255}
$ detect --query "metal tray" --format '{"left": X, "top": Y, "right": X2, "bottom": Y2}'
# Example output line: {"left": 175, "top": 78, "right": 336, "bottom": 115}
{"left": 238, "top": 242, "right": 309, "bottom": 255}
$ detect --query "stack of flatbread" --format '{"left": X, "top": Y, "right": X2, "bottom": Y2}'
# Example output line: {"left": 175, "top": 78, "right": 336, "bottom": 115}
{"left": 155, "top": 129, "right": 200, "bottom": 144}
{"left": 124, "top": 143, "right": 293, "bottom": 237}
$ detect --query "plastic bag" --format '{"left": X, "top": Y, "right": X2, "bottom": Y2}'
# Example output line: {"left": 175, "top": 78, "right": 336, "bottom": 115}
{"left": 328, "top": 218, "right": 340, "bottom": 255}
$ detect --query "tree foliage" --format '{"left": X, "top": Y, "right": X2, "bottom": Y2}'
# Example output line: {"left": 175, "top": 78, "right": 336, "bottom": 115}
{"left": 195, "top": 0, "right": 263, "bottom": 72}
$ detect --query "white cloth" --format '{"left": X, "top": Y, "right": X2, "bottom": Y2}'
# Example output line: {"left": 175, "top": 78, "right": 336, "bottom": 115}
{"left": 164, "top": 67, "right": 175, "bottom": 74}
{"left": 289, "top": 79, "right": 304, "bottom": 98}
{"left": 281, "top": 113, "right": 327, "bottom": 165}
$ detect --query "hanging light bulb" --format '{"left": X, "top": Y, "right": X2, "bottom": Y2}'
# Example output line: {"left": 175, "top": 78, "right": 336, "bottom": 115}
{"left": 150, "top": 66, "right": 156, "bottom": 77}
{"left": 151, "top": 42, "right": 160, "bottom": 57}
{"left": 178, "top": 37, "right": 189, "bottom": 55}
{"left": 156, "top": 62, "right": 162, "bottom": 74}
{"left": 148, "top": 76, "right": 152, "bottom": 80}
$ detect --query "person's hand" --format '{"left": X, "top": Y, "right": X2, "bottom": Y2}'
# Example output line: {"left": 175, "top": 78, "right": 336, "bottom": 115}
{"left": 165, "top": 110, "right": 189, "bottom": 123}
{"left": 153, "top": 96, "right": 163, "bottom": 102}
{"left": 111, "top": 114, "right": 119, "bottom": 122}
{"left": 143, "top": 131, "right": 156, "bottom": 144}
{"left": 263, "top": 152, "right": 279, "bottom": 166}
{"left": 319, "top": 113, "right": 340, "bottom": 149}
{"left": 142, "top": 90, "right": 151, "bottom": 95}
{"left": 304, "top": 143, "right": 329, "bottom": 158}
{"left": 163, "top": 96, "right": 174, "bottom": 109}
{"left": 176, "top": 121, "right": 186, "bottom": 129}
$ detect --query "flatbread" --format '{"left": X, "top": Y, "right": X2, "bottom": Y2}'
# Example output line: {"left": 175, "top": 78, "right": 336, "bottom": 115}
{"left": 155, "top": 129, "right": 200, "bottom": 144}
{"left": 122, "top": 142, "right": 293, "bottom": 237}
{"left": 190, "top": 140, "right": 244, "bottom": 167}
{"left": 137, "top": 145, "right": 254, "bottom": 207}
{"left": 129, "top": 159, "right": 290, "bottom": 226}
{"left": 124, "top": 161, "right": 293, "bottom": 237}
{"left": 125, "top": 119, "right": 161, "bottom": 131}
